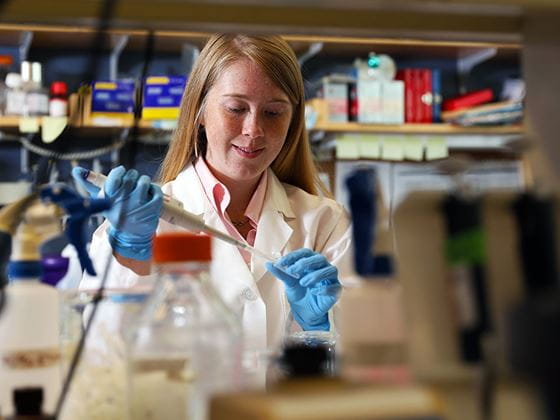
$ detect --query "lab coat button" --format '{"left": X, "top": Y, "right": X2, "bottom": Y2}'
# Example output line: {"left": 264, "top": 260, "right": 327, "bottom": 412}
{"left": 242, "top": 288, "right": 258, "bottom": 301}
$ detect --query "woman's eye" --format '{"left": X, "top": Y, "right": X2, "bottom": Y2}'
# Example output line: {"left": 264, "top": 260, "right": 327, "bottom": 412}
{"left": 227, "top": 106, "right": 246, "bottom": 114}
{"left": 265, "top": 109, "right": 283, "bottom": 117}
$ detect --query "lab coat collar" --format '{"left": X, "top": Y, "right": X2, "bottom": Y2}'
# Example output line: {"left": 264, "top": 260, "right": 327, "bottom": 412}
{"left": 265, "top": 168, "right": 295, "bottom": 219}
{"left": 171, "top": 165, "right": 295, "bottom": 283}
{"left": 171, "top": 164, "right": 206, "bottom": 216}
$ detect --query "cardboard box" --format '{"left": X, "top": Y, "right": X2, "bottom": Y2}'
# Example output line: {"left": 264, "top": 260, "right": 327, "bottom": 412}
{"left": 142, "top": 76, "right": 187, "bottom": 120}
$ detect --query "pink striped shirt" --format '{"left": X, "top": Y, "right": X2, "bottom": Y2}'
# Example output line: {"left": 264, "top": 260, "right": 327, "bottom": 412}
{"left": 193, "top": 157, "right": 268, "bottom": 264}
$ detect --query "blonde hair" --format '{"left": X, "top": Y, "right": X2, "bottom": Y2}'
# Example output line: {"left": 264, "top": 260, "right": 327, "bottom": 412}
{"left": 158, "top": 33, "right": 329, "bottom": 197}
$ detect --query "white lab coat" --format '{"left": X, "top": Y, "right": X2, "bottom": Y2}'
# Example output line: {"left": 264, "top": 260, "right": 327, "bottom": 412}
{"left": 81, "top": 164, "right": 354, "bottom": 354}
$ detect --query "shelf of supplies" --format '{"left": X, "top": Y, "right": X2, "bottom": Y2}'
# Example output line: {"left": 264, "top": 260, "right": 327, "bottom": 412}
{"left": 0, "top": 116, "right": 178, "bottom": 140}
{"left": 310, "top": 122, "right": 523, "bottom": 135}
{"left": 0, "top": 116, "right": 521, "bottom": 139}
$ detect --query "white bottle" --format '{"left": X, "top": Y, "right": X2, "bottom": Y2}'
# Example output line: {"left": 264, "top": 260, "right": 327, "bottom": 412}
{"left": 21, "top": 61, "right": 49, "bottom": 117}
{"left": 0, "top": 221, "right": 61, "bottom": 417}
{"left": 4, "top": 73, "right": 25, "bottom": 116}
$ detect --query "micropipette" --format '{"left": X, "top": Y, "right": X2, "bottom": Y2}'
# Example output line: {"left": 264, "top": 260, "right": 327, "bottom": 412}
{"left": 79, "top": 169, "right": 278, "bottom": 263}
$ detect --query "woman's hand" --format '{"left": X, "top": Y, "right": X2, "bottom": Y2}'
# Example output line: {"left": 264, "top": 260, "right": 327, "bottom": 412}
{"left": 72, "top": 166, "right": 163, "bottom": 261}
{"left": 266, "top": 248, "right": 341, "bottom": 331}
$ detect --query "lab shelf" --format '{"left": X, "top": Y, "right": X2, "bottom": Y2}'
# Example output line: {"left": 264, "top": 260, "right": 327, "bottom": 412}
{"left": 311, "top": 122, "right": 523, "bottom": 135}
{"left": 0, "top": 23, "right": 521, "bottom": 58}
{"left": 0, "top": 0, "right": 530, "bottom": 44}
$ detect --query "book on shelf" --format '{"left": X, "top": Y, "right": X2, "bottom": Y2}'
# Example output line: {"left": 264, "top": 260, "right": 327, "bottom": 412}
{"left": 441, "top": 101, "right": 523, "bottom": 126}
{"left": 442, "top": 88, "right": 494, "bottom": 112}
{"left": 396, "top": 68, "right": 434, "bottom": 123}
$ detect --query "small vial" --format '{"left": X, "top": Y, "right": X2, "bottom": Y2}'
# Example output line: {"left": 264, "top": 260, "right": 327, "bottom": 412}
{"left": 49, "top": 81, "right": 68, "bottom": 117}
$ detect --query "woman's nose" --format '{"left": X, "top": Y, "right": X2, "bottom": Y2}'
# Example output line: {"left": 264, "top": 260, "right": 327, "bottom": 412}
{"left": 242, "top": 112, "right": 264, "bottom": 139}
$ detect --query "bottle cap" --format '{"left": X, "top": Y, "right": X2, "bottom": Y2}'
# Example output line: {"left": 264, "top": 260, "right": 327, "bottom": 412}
{"left": 13, "top": 387, "right": 43, "bottom": 415}
{"left": 0, "top": 55, "right": 13, "bottom": 66}
{"left": 50, "top": 81, "right": 68, "bottom": 96}
{"left": 153, "top": 232, "right": 211, "bottom": 263}
{"left": 5, "top": 72, "right": 22, "bottom": 88}
{"left": 41, "top": 256, "right": 70, "bottom": 286}
{"left": 20, "top": 61, "right": 32, "bottom": 83}
{"left": 31, "top": 62, "right": 43, "bottom": 85}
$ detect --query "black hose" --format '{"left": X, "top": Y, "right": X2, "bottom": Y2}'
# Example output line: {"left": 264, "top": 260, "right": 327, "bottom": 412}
{"left": 0, "top": 232, "right": 11, "bottom": 317}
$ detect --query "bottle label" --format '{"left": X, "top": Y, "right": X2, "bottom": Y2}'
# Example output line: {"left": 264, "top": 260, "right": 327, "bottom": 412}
{"left": 49, "top": 99, "right": 68, "bottom": 117}
{"left": 1, "top": 347, "right": 61, "bottom": 369}
{"left": 5, "top": 91, "right": 25, "bottom": 115}
{"left": 26, "top": 92, "right": 49, "bottom": 116}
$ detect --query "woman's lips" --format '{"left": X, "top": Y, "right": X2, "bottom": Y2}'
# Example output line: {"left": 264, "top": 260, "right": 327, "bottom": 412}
{"left": 233, "top": 144, "right": 264, "bottom": 159}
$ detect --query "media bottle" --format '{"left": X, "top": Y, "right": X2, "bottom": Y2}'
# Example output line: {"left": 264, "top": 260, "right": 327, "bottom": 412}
{"left": 126, "top": 232, "right": 242, "bottom": 420}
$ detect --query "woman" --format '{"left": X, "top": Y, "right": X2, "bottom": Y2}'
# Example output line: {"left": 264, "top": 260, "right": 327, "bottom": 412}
{"left": 75, "top": 33, "right": 353, "bottom": 356}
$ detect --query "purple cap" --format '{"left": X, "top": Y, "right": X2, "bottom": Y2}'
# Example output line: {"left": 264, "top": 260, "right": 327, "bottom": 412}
{"left": 41, "top": 256, "right": 70, "bottom": 286}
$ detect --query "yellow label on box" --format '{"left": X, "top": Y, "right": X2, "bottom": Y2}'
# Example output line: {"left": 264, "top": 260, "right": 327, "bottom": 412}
{"left": 146, "top": 76, "right": 170, "bottom": 84}
{"left": 142, "top": 107, "right": 180, "bottom": 120}
{"left": 94, "top": 82, "right": 117, "bottom": 90}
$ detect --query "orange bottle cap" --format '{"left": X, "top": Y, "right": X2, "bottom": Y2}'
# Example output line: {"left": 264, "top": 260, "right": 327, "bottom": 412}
{"left": 153, "top": 232, "right": 211, "bottom": 263}
{"left": 0, "top": 55, "right": 13, "bottom": 66}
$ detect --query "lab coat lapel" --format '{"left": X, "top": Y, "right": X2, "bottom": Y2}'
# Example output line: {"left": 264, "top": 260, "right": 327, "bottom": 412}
{"left": 252, "top": 169, "right": 295, "bottom": 283}
{"left": 167, "top": 165, "right": 206, "bottom": 217}
{"left": 168, "top": 165, "right": 255, "bottom": 303}
{"left": 203, "top": 196, "right": 268, "bottom": 353}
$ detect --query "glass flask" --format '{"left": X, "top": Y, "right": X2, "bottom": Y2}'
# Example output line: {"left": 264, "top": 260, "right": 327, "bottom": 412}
{"left": 126, "top": 232, "right": 242, "bottom": 420}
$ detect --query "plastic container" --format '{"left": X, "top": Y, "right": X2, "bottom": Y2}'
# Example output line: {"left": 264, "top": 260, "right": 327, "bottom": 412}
{"left": 0, "top": 261, "right": 61, "bottom": 417}
{"left": 58, "top": 289, "right": 150, "bottom": 420}
{"left": 126, "top": 232, "right": 242, "bottom": 420}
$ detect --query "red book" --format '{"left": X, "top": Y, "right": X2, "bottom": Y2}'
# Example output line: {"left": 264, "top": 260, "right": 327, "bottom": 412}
{"left": 419, "top": 69, "right": 433, "bottom": 123}
{"left": 396, "top": 69, "right": 415, "bottom": 123}
{"left": 410, "top": 69, "right": 423, "bottom": 123}
{"left": 442, "top": 88, "right": 494, "bottom": 112}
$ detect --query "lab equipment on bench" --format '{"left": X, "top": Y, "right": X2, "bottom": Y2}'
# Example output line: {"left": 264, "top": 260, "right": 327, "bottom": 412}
{"left": 210, "top": 342, "right": 443, "bottom": 420}
{"left": 127, "top": 232, "right": 242, "bottom": 420}
{"left": 0, "top": 185, "right": 111, "bottom": 418}
{"left": 0, "top": 186, "right": 111, "bottom": 417}
{"left": 0, "top": 203, "right": 62, "bottom": 417}
{"left": 78, "top": 168, "right": 278, "bottom": 263}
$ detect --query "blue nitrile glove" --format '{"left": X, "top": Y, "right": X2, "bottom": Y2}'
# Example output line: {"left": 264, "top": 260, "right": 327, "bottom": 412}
{"left": 266, "top": 248, "right": 341, "bottom": 331}
{"left": 71, "top": 166, "right": 163, "bottom": 260}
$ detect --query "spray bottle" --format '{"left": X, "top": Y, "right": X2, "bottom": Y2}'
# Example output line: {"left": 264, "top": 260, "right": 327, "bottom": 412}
{"left": 0, "top": 185, "right": 111, "bottom": 417}
{"left": 0, "top": 202, "right": 64, "bottom": 416}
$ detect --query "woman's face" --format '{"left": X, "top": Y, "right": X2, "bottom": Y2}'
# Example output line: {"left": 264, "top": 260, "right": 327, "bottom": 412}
{"left": 201, "top": 58, "right": 294, "bottom": 186}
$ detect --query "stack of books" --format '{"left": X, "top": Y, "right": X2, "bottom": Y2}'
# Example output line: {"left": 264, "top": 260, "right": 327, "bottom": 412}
{"left": 441, "top": 101, "right": 523, "bottom": 126}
